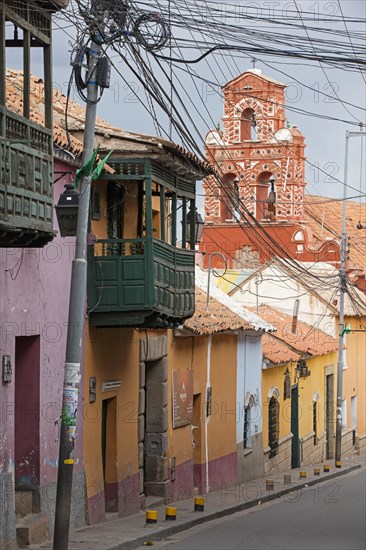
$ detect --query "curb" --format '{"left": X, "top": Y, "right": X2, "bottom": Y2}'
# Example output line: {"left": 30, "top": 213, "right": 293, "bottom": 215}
{"left": 103, "top": 463, "right": 361, "bottom": 550}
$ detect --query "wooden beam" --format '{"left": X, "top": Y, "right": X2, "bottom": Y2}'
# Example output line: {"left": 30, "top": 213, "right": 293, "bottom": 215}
{"left": 43, "top": 44, "right": 52, "bottom": 131}
{"left": 23, "top": 29, "right": 30, "bottom": 119}
{"left": 6, "top": 38, "right": 42, "bottom": 47}
{"left": 182, "top": 198, "right": 187, "bottom": 249}
{"left": 0, "top": 9, "right": 5, "bottom": 107}
{"left": 160, "top": 185, "right": 165, "bottom": 242}
{"left": 0, "top": 1, "right": 51, "bottom": 45}
{"left": 171, "top": 192, "right": 177, "bottom": 247}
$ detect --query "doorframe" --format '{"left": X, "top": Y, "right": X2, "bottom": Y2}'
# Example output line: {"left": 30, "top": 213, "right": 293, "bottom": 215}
{"left": 15, "top": 335, "right": 40, "bottom": 489}
{"left": 138, "top": 335, "right": 169, "bottom": 502}
{"left": 325, "top": 366, "right": 335, "bottom": 459}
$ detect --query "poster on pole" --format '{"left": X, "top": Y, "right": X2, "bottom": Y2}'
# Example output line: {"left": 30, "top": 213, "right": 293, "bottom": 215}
{"left": 172, "top": 370, "right": 193, "bottom": 428}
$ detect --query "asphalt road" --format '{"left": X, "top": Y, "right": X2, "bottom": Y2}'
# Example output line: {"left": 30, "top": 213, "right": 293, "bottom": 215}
{"left": 145, "top": 467, "right": 366, "bottom": 550}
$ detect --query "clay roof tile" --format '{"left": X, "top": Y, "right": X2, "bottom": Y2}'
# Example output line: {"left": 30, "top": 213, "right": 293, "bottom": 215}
{"left": 252, "top": 305, "right": 338, "bottom": 360}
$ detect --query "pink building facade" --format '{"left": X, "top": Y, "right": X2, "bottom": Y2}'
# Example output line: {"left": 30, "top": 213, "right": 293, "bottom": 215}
{"left": 0, "top": 155, "right": 87, "bottom": 548}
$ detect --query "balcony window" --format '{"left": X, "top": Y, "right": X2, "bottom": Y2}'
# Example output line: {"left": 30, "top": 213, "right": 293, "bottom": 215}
{"left": 87, "top": 158, "right": 198, "bottom": 328}
{"left": 0, "top": 0, "right": 54, "bottom": 247}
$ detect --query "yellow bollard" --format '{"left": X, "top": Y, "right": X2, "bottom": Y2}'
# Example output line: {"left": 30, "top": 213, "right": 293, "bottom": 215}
{"left": 146, "top": 510, "right": 158, "bottom": 525}
{"left": 324, "top": 464, "right": 330, "bottom": 473}
{"left": 194, "top": 497, "right": 205, "bottom": 512}
{"left": 335, "top": 461, "right": 342, "bottom": 469}
{"left": 314, "top": 468, "right": 320, "bottom": 476}
{"left": 299, "top": 471, "right": 307, "bottom": 478}
{"left": 165, "top": 507, "right": 177, "bottom": 521}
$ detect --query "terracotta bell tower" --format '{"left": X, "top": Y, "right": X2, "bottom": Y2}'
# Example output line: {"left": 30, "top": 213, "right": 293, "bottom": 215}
{"left": 201, "top": 69, "right": 341, "bottom": 269}
{"left": 203, "top": 69, "right": 306, "bottom": 225}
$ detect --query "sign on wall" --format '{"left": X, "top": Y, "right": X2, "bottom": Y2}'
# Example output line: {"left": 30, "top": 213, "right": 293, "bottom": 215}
{"left": 172, "top": 370, "right": 193, "bottom": 428}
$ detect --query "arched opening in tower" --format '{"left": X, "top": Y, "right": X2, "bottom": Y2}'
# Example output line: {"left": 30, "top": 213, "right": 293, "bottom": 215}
{"left": 240, "top": 108, "right": 256, "bottom": 141}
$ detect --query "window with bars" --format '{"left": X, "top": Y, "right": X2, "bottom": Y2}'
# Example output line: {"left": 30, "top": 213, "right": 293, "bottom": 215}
{"left": 244, "top": 405, "right": 252, "bottom": 449}
{"left": 268, "top": 396, "right": 279, "bottom": 458}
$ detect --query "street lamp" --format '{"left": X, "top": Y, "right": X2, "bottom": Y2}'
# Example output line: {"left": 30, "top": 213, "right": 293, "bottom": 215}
{"left": 186, "top": 207, "right": 204, "bottom": 245}
{"left": 55, "top": 183, "right": 79, "bottom": 237}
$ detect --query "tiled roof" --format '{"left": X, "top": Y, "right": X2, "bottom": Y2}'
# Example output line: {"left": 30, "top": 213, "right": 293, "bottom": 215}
{"left": 195, "top": 267, "right": 274, "bottom": 332}
{"left": 262, "top": 334, "right": 300, "bottom": 364}
{"left": 5, "top": 69, "right": 84, "bottom": 155}
{"left": 253, "top": 305, "right": 339, "bottom": 363}
{"left": 305, "top": 195, "right": 366, "bottom": 273}
{"left": 184, "top": 287, "right": 258, "bottom": 335}
{"left": 5, "top": 69, "right": 211, "bottom": 175}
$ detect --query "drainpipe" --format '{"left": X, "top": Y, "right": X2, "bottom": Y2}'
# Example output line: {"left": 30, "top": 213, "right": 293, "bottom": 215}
{"left": 205, "top": 335, "right": 212, "bottom": 495}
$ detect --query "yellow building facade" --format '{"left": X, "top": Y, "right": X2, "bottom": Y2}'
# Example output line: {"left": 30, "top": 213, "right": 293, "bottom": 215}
{"left": 257, "top": 306, "right": 338, "bottom": 474}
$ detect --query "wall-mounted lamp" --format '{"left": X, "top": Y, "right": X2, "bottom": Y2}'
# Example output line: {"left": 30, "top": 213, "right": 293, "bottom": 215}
{"left": 284, "top": 367, "right": 291, "bottom": 399}
{"left": 55, "top": 183, "right": 80, "bottom": 237}
{"left": 2, "top": 355, "right": 12, "bottom": 383}
{"left": 186, "top": 207, "right": 204, "bottom": 244}
{"left": 296, "top": 358, "right": 311, "bottom": 379}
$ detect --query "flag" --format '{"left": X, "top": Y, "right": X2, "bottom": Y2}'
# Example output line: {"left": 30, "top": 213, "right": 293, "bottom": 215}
{"left": 91, "top": 149, "right": 113, "bottom": 180}
{"left": 74, "top": 145, "right": 113, "bottom": 188}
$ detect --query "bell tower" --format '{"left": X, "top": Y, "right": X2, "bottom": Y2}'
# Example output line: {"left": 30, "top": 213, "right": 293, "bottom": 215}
{"left": 203, "top": 69, "right": 307, "bottom": 225}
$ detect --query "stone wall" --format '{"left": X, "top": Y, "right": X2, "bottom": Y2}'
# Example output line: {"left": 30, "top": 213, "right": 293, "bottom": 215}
{"left": 138, "top": 334, "right": 170, "bottom": 502}
{"left": 301, "top": 431, "right": 326, "bottom": 466}
{"left": 0, "top": 473, "right": 16, "bottom": 550}
{"left": 341, "top": 428, "right": 356, "bottom": 457}
{"left": 264, "top": 433, "right": 292, "bottom": 474}
{"left": 237, "top": 433, "right": 265, "bottom": 483}
{"left": 355, "top": 433, "right": 366, "bottom": 455}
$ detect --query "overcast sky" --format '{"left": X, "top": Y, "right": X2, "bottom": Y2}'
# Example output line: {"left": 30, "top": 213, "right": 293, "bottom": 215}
{"left": 6, "top": 0, "right": 366, "bottom": 211}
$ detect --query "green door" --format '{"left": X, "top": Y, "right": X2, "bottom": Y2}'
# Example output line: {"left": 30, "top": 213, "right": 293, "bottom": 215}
{"left": 291, "top": 385, "right": 300, "bottom": 468}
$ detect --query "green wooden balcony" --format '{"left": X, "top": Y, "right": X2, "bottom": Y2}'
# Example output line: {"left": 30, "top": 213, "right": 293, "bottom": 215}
{"left": 87, "top": 237, "right": 195, "bottom": 328}
{"left": 0, "top": 107, "right": 54, "bottom": 247}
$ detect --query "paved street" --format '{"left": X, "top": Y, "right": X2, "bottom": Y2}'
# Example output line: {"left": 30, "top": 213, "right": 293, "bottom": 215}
{"left": 148, "top": 468, "right": 366, "bottom": 550}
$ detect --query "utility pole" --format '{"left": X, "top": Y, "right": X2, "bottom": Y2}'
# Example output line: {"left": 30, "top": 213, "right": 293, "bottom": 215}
{"left": 52, "top": 4, "right": 170, "bottom": 548}
{"left": 53, "top": 36, "right": 102, "bottom": 549}
{"left": 335, "top": 127, "right": 366, "bottom": 467}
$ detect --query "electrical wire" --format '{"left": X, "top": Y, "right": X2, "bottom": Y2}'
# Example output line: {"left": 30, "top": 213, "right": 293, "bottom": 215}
{"left": 59, "top": 1, "right": 366, "bottom": 290}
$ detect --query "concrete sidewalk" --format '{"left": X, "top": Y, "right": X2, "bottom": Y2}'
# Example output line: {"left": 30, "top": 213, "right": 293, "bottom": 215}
{"left": 33, "top": 456, "right": 363, "bottom": 550}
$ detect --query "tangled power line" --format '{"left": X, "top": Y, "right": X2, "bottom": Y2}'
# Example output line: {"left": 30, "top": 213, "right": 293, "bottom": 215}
{"left": 55, "top": 0, "right": 366, "bottom": 315}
